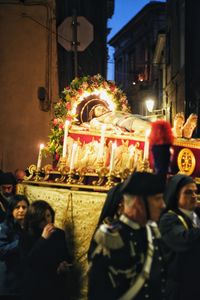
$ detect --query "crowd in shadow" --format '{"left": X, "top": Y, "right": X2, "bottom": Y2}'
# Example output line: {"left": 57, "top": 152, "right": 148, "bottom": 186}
{"left": 0, "top": 171, "right": 82, "bottom": 300}
{"left": 0, "top": 165, "right": 200, "bottom": 300}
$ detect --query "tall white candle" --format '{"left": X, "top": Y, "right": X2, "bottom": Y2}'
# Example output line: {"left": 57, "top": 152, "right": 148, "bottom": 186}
{"left": 109, "top": 142, "right": 117, "bottom": 173}
{"left": 70, "top": 143, "right": 78, "bottom": 171}
{"left": 98, "top": 124, "right": 106, "bottom": 159}
{"left": 37, "top": 144, "right": 44, "bottom": 170}
{"left": 128, "top": 145, "right": 135, "bottom": 169}
{"left": 62, "top": 120, "right": 70, "bottom": 158}
{"left": 143, "top": 128, "right": 150, "bottom": 160}
{"left": 133, "top": 151, "right": 139, "bottom": 171}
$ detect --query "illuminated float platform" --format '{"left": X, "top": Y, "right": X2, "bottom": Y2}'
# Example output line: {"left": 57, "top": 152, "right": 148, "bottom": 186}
{"left": 22, "top": 74, "right": 200, "bottom": 188}
{"left": 22, "top": 73, "right": 200, "bottom": 187}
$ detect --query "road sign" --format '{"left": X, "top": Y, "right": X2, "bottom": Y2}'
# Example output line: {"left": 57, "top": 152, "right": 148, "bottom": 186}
{"left": 58, "top": 16, "right": 94, "bottom": 52}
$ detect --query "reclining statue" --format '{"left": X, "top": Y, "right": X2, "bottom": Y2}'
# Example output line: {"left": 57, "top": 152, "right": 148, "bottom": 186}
{"left": 89, "top": 109, "right": 151, "bottom": 136}
{"left": 76, "top": 97, "right": 151, "bottom": 137}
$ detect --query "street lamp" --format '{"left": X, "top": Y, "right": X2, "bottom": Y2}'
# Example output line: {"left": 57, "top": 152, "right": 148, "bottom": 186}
{"left": 145, "top": 98, "right": 155, "bottom": 113}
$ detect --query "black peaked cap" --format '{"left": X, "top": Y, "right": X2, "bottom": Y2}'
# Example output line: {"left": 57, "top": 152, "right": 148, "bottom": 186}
{"left": 120, "top": 171, "right": 165, "bottom": 196}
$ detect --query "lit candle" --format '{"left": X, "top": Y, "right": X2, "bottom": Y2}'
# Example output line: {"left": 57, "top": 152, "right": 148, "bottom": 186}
{"left": 128, "top": 145, "right": 135, "bottom": 169}
{"left": 62, "top": 120, "right": 70, "bottom": 158}
{"left": 37, "top": 144, "right": 44, "bottom": 170}
{"left": 133, "top": 151, "right": 139, "bottom": 171}
{"left": 109, "top": 142, "right": 117, "bottom": 173}
{"left": 70, "top": 143, "right": 78, "bottom": 171}
{"left": 143, "top": 128, "right": 150, "bottom": 160}
{"left": 98, "top": 124, "right": 106, "bottom": 159}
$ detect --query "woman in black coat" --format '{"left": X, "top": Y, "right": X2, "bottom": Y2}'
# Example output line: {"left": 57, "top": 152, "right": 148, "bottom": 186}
{"left": 20, "top": 200, "right": 72, "bottom": 300}
{"left": 0, "top": 194, "right": 29, "bottom": 296}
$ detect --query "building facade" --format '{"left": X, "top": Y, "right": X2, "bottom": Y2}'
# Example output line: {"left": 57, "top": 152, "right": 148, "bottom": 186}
{"left": 165, "top": 0, "right": 200, "bottom": 135}
{"left": 109, "top": 1, "right": 166, "bottom": 115}
{"left": 0, "top": 0, "right": 113, "bottom": 171}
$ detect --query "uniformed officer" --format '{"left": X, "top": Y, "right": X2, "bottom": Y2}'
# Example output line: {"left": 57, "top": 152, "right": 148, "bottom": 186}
{"left": 88, "top": 171, "right": 166, "bottom": 300}
{"left": 159, "top": 174, "right": 200, "bottom": 300}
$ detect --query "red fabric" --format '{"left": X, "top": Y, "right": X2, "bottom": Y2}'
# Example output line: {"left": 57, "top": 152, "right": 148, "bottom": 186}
{"left": 69, "top": 132, "right": 145, "bottom": 148}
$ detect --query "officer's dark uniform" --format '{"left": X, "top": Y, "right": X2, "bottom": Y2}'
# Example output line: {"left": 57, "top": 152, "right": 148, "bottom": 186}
{"left": 88, "top": 171, "right": 166, "bottom": 300}
{"left": 88, "top": 214, "right": 166, "bottom": 300}
{"left": 159, "top": 174, "right": 200, "bottom": 300}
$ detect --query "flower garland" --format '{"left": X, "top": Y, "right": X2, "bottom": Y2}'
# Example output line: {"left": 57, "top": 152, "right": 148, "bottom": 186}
{"left": 46, "top": 74, "right": 129, "bottom": 159}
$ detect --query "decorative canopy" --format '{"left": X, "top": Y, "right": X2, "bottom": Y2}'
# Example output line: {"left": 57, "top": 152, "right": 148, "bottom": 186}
{"left": 47, "top": 74, "right": 129, "bottom": 156}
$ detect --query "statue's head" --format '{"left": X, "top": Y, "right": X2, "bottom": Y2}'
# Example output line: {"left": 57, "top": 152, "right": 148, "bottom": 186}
{"left": 76, "top": 95, "right": 110, "bottom": 123}
{"left": 89, "top": 104, "right": 109, "bottom": 119}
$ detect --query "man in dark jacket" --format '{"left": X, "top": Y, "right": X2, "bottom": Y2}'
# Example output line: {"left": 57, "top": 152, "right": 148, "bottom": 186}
{"left": 159, "top": 174, "right": 200, "bottom": 300}
{"left": 0, "top": 172, "right": 16, "bottom": 223}
{"left": 88, "top": 171, "right": 166, "bottom": 300}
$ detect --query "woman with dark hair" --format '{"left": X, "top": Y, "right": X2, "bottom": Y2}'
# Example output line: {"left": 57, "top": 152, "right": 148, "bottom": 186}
{"left": 159, "top": 174, "right": 200, "bottom": 300}
{"left": 20, "top": 200, "right": 72, "bottom": 300}
{"left": 0, "top": 194, "right": 29, "bottom": 296}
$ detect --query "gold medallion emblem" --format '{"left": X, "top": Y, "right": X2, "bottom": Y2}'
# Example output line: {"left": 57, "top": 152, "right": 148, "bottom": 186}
{"left": 177, "top": 148, "right": 196, "bottom": 176}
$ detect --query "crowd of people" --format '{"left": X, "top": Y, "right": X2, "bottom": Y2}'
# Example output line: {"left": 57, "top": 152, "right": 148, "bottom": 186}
{"left": 0, "top": 164, "right": 200, "bottom": 300}
{"left": 88, "top": 172, "right": 200, "bottom": 300}
{"left": 0, "top": 171, "right": 72, "bottom": 300}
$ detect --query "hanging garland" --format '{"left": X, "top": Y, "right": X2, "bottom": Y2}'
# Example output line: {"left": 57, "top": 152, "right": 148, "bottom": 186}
{"left": 46, "top": 74, "right": 129, "bottom": 159}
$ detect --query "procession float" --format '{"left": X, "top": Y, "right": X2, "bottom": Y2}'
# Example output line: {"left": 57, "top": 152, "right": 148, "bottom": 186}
{"left": 21, "top": 74, "right": 199, "bottom": 186}
{"left": 18, "top": 74, "right": 199, "bottom": 298}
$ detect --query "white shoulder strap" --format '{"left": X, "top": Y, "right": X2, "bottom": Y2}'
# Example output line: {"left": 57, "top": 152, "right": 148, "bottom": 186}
{"left": 118, "top": 224, "right": 154, "bottom": 300}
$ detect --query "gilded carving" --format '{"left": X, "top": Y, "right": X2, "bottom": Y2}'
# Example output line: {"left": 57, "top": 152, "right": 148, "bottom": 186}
{"left": 177, "top": 148, "right": 196, "bottom": 176}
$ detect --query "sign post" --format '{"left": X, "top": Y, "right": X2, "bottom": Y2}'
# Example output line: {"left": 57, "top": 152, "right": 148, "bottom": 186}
{"left": 58, "top": 15, "right": 94, "bottom": 77}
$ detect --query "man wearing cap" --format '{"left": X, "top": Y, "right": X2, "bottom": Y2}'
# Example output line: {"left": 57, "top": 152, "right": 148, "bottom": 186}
{"left": 0, "top": 172, "right": 16, "bottom": 222}
{"left": 159, "top": 174, "right": 200, "bottom": 300}
{"left": 88, "top": 171, "right": 166, "bottom": 300}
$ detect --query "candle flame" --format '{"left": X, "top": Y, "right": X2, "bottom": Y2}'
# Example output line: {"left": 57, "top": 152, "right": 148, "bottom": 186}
{"left": 145, "top": 128, "right": 151, "bottom": 138}
{"left": 112, "top": 142, "right": 117, "bottom": 148}
{"left": 65, "top": 120, "right": 70, "bottom": 126}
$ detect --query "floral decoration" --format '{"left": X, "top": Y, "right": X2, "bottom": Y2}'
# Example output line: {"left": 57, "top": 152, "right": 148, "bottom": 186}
{"left": 46, "top": 74, "right": 129, "bottom": 158}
